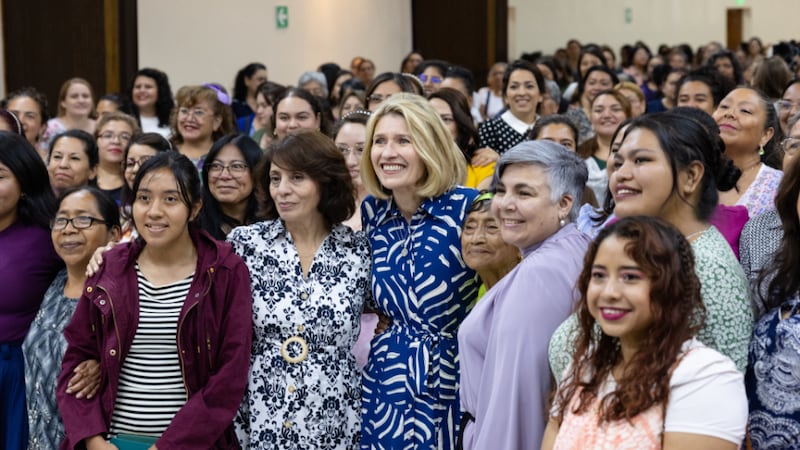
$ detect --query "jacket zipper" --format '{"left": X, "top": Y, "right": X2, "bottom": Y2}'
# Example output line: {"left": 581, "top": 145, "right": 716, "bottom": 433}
{"left": 177, "top": 300, "right": 199, "bottom": 399}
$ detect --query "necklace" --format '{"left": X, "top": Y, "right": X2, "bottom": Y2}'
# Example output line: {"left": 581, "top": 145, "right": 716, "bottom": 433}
{"left": 686, "top": 227, "right": 710, "bottom": 242}
{"left": 741, "top": 160, "right": 762, "bottom": 173}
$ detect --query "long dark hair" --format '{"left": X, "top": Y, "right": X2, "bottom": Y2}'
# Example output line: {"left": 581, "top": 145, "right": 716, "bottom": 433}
{"left": 198, "top": 134, "right": 263, "bottom": 239}
{"left": 554, "top": 216, "right": 704, "bottom": 423}
{"left": 126, "top": 68, "right": 174, "bottom": 127}
{"left": 428, "top": 88, "right": 479, "bottom": 159}
{"left": 233, "top": 63, "right": 267, "bottom": 103}
{"left": 760, "top": 155, "right": 800, "bottom": 310}
{"left": 0, "top": 131, "right": 56, "bottom": 228}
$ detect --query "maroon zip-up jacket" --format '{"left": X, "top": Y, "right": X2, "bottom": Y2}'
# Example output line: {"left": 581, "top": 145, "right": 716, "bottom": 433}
{"left": 57, "top": 228, "right": 252, "bottom": 449}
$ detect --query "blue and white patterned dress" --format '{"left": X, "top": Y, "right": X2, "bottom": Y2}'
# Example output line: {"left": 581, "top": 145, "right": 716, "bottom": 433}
{"left": 229, "top": 220, "right": 371, "bottom": 450}
{"left": 360, "top": 186, "right": 479, "bottom": 450}
{"left": 746, "top": 295, "right": 800, "bottom": 449}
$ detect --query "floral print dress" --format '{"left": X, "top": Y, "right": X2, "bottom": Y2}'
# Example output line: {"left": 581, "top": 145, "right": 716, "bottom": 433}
{"left": 229, "top": 220, "right": 371, "bottom": 450}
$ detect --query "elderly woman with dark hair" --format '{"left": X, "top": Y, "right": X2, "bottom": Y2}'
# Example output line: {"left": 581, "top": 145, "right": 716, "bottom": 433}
{"left": 229, "top": 131, "right": 370, "bottom": 449}
{"left": 458, "top": 140, "right": 590, "bottom": 450}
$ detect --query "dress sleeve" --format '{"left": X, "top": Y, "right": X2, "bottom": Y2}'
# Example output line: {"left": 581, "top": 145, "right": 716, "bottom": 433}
{"left": 664, "top": 344, "right": 748, "bottom": 445}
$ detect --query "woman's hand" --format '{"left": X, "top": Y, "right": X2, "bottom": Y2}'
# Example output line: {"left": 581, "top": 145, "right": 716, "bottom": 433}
{"left": 374, "top": 312, "right": 391, "bottom": 335}
{"left": 471, "top": 147, "right": 500, "bottom": 167}
{"left": 85, "top": 435, "right": 118, "bottom": 450}
{"left": 66, "top": 359, "right": 101, "bottom": 399}
{"left": 86, "top": 242, "right": 116, "bottom": 277}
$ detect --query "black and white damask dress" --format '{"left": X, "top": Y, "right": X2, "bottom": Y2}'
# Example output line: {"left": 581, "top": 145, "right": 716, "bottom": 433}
{"left": 228, "top": 219, "right": 371, "bottom": 450}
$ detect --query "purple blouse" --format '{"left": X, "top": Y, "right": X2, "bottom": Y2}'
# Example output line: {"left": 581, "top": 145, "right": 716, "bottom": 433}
{"left": 0, "top": 222, "right": 62, "bottom": 342}
{"left": 457, "top": 224, "right": 590, "bottom": 450}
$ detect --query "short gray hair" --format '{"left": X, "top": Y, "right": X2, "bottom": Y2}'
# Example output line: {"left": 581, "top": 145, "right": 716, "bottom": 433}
{"left": 545, "top": 79, "right": 561, "bottom": 104}
{"left": 492, "top": 140, "right": 588, "bottom": 221}
{"left": 297, "top": 71, "right": 328, "bottom": 97}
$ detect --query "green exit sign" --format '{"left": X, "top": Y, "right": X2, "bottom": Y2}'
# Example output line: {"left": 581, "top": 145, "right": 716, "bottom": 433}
{"left": 276, "top": 6, "right": 288, "bottom": 29}
{"left": 735, "top": 0, "right": 745, "bottom": 5}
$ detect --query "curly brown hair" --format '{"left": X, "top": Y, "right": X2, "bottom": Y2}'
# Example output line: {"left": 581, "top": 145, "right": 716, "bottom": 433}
{"left": 554, "top": 216, "right": 705, "bottom": 423}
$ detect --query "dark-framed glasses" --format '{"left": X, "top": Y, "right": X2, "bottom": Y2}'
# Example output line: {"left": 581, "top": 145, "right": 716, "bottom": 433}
{"left": 207, "top": 161, "right": 249, "bottom": 176}
{"left": 51, "top": 216, "right": 108, "bottom": 230}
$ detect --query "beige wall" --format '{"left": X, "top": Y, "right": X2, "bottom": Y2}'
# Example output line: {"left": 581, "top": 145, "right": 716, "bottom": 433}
{"left": 137, "top": 0, "right": 412, "bottom": 93}
{"left": 508, "top": 0, "right": 800, "bottom": 60}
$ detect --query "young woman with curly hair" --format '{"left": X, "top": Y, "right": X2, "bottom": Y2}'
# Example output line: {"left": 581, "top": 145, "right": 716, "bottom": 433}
{"left": 542, "top": 216, "right": 748, "bottom": 450}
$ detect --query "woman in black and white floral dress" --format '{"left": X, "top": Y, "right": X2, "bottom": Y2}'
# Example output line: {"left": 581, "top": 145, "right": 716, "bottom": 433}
{"left": 229, "top": 131, "right": 370, "bottom": 449}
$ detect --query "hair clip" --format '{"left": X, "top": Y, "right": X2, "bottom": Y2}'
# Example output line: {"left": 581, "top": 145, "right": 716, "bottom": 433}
{"left": 202, "top": 83, "right": 231, "bottom": 105}
{"left": 342, "top": 109, "right": 371, "bottom": 120}
{"left": 472, "top": 191, "right": 494, "bottom": 204}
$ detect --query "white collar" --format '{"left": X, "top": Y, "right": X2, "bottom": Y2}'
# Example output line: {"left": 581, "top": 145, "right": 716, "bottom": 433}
{"left": 501, "top": 110, "right": 536, "bottom": 135}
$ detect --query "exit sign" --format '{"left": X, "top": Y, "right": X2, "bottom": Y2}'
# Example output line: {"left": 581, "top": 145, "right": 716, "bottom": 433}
{"left": 276, "top": 6, "right": 288, "bottom": 29}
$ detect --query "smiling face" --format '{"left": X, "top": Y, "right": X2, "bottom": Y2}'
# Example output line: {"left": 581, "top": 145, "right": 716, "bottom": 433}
{"left": 334, "top": 122, "right": 366, "bottom": 190}
{"left": 97, "top": 120, "right": 133, "bottom": 168}
{"left": 579, "top": 54, "right": 603, "bottom": 78}
{"left": 268, "top": 162, "right": 323, "bottom": 227}
{"left": 132, "top": 167, "right": 197, "bottom": 249}
{"left": 7, "top": 96, "right": 44, "bottom": 145}
{"left": 591, "top": 93, "right": 627, "bottom": 139}
{"left": 48, "top": 137, "right": 96, "bottom": 193}
{"left": 504, "top": 69, "right": 541, "bottom": 121}
{"left": 587, "top": 235, "right": 654, "bottom": 348}
{"left": 177, "top": 100, "right": 222, "bottom": 143}
{"left": 491, "top": 164, "right": 571, "bottom": 249}
{"left": 370, "top": 114, "right": 426, "bottom": 198}
{"left": 62, "top": 82, "right": 93, "bottom": 118}
{"left": 208, "top": 144, "right": 254, "bottom": 214}
{"left": 584, "top": 71, "right": 614, "bottom": 104}
{"left": 677, "top": 80, "right": 714, "bottom": 115}
{"left": 132, "top": 76, "right": 158, "bottom": 111}
{"left": 610, "top": 127, "right": 678, "bottom": 219}
{"left": 713, "top": 88, "right": 773, "bottom": 153}
{"left": 461, "top": 207, "right": 520, "bottom": 275}
{"left": 275, "top": 96, "right": 320, "bottom": 140}
{"left": 51, "top": 190, "right": 118, "bottom": 270}
{"left": 779, "top": 82, "right": 800, "bottom": 132}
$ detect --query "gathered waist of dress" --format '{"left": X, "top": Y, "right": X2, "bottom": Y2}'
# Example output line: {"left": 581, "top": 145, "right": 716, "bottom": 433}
{"left": 388, "top": 322, "right": 456, "bottom": 341}
{"left": 257, "top": 331, "right": 354, "bottom": 358}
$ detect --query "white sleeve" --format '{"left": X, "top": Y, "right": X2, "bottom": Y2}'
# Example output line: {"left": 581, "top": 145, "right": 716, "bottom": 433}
{"left": 664, "top": 343, "right": 748, "bottom": 445}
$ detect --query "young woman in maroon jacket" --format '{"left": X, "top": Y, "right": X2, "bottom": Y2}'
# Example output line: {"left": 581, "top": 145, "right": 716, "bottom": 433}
{"left": 57, "top": 152, "right": 252, "bottom": 450}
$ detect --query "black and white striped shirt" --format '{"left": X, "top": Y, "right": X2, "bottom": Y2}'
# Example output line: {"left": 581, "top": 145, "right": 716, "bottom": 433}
{"left": 109, "top": 267, "right": 192, "bottom": 436}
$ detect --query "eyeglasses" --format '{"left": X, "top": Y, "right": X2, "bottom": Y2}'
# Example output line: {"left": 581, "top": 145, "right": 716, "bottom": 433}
{"left": 98, "top": 132, "right": 132, "bottom": 142}
{"left": 782, "top": 137, "right": 800, "bottom": 156}
{"left": 419, "top": 74, "right": 443, "bottom": 84}
{"left": 337, "top": 144, "right": 365, "bottom": 157}
{"left": 178, "top": 107, "right": 212, "bottom": 119}
{"left": 776, "top": 100, "right": 800, "bottom": 111}
{"left": 368, "top": 94, "right": 391, "bottom": 105}
{"left": 124, "top": 156, "right": 152, "bottom": 170}
{"left": 207, "top": 161, "right": 249, "bottom": 176}
{"left": 51, "top": 216, "right": 108, "bottom": 231}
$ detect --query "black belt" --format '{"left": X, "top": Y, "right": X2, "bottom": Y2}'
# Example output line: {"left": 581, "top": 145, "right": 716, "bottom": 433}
{"left": 456, "top": 411, "right": 475, "bottom": 450}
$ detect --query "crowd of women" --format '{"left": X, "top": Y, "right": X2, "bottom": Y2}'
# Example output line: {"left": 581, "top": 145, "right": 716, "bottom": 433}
{"left": 0, "top": 34, "right": 799, "bottom": 450}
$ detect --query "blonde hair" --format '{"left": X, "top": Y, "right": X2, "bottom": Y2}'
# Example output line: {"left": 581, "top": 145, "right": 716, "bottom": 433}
{"left": 361, "top": 93, "right": 466, "bottom": 199}
{"left": 614, "top": 81, "right": 645, "bottom": 104}
{"left": 56, "top": 78, "right": 95, "bottom": 118}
